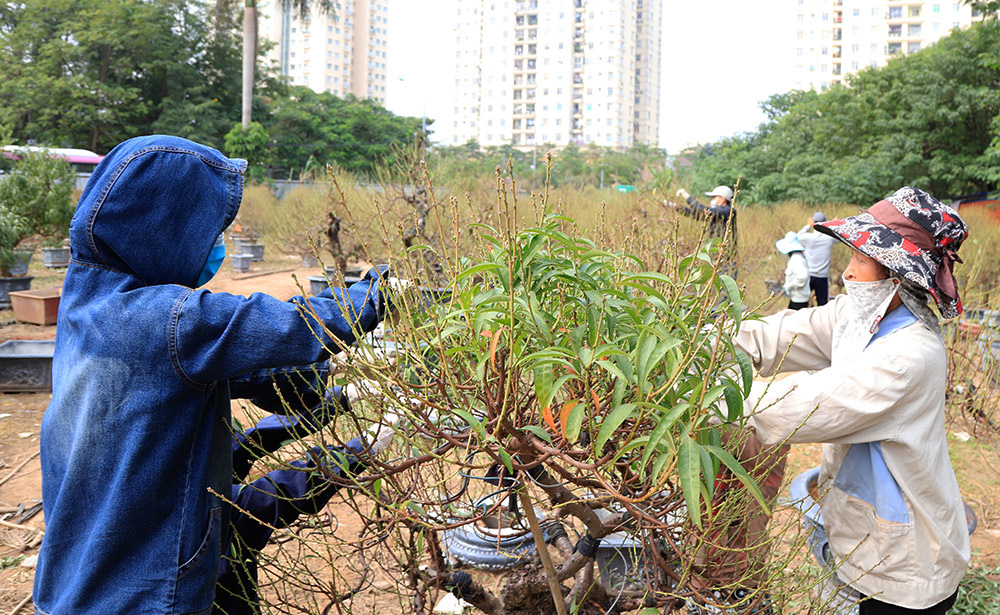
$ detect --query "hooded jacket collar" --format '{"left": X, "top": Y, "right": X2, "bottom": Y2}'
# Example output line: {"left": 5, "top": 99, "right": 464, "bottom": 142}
{"left": 71, "top": 135, "right": 247, "bottom": 287}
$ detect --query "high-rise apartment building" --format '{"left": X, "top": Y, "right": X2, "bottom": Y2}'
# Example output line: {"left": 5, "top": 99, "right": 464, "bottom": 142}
{"left": 450, "top": 0, "right": 661, "bottom": 150}
{"left": 792, "top": 1, "right": 979, "bottom": 91}
{"left": 258, "top": 0, "right": 389, "bottom": 103}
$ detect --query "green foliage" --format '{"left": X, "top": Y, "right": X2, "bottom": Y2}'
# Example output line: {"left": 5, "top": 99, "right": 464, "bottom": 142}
{"left": 0, "top": 554, "right": 25, "bottom": 569}
{"left": 416, "top": 212, "right": 762, "bottom": 529}
{"left": 681, "top": 21, "right": 1000, "bottom": 204}
{"left": 224, "top": 121, "right": 270, "bottom": 183}
{"left": 0, "top": 151, "right": 75, "bottom": 238}
{"left": 0, "top": 0, "right": 249, "bottom": 153}
{"left": 966, "top": 0, "right": 1000, "bottom": 18}
{"left": 0, "top": 203, "right": 29, "bottom": 272}
{"left": 264, "top": 87, "right": 427, "bottom": 177}
{"left": 951, "top": 565, "right": 1000, "bottom": 615}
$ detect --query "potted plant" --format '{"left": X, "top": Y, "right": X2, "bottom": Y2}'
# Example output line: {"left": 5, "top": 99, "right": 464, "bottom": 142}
{"left": 0, "top": 149, "right": 75, "bottom": 272}
{"left": 0, "top": 205, "right": 32, "bottom": 308}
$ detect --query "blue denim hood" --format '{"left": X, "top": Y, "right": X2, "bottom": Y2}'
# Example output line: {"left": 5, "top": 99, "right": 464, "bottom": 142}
{"left": 71, "top": 135, "right": 247, "bottom": 287}
{"left": 36, "top": 136, "right": 384, "bottom": 615}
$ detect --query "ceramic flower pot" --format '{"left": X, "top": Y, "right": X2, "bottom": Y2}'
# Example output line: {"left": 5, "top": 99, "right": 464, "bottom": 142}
{"left": 41, "top": 246, "right": 70, "bottom": 268}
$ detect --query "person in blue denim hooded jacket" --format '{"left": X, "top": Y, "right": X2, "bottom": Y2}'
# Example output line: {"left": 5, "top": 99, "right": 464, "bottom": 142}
{"left": 35, "top": 135, "right": 389, "bottom": 615}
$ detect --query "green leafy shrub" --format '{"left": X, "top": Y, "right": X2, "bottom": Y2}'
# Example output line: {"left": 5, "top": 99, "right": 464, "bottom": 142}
{"left": 0, "top": 202, "right": 28, "bottom": 275}
{"left": 0, "top": 150, "right": 75, "bottom": 238}
{"left": 225, "top": 121, "right": 270, "bottom": 183}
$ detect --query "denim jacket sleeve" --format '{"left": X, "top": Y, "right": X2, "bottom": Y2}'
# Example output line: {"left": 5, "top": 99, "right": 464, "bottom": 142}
{"left": 229, "top": 361, "right": 331, "bottom": 413}
{"left": 171, "top": 281, "right": 381, "bottom": 387}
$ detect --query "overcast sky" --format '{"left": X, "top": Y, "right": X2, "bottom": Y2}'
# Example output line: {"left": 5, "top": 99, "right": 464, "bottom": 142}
{"left": 384, "top": 1, "right": 797, "bottom": 154}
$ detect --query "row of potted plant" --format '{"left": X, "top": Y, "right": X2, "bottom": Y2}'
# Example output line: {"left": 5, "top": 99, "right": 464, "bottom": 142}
{"left": 0, "top": 149, "right": 75, "bottom": 309}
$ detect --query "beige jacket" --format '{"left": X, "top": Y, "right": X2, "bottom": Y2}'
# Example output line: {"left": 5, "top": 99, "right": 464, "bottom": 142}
{"left": 735, "top": 295, "right": 970, "bottom": 608}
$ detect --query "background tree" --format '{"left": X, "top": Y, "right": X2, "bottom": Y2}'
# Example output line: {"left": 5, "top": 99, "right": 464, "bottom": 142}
{"left": 0, "top": 0, "right": 247, "bottom": 152}
{"left": 240, "top": 0, "right": 335, "bottom": 129}
{"left": 264, "top": 87, "right": 427, "bottom": 177}
{"left": 225, "top": 121, "right": 271, "bottom": 182}
{"left": 678, "top": 20, "right": 1000, "bottom": 204}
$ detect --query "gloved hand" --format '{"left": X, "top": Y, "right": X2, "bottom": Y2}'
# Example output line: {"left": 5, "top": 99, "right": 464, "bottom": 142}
{"left": 361, "top": 264, "right": 413, "bottom": 320}
{"left": 343, "top": 379, "right": 425, "bottom": 454}
{"left": 364, "top": 410, "right": 401, "bottom": 454}
{"left": 676, "top": 188, "right": 690, "bottom": 199}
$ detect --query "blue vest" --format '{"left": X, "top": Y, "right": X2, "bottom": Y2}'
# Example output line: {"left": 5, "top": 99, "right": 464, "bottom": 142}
{"left": 831, "top": 305, "right": 919, "bottom": 524}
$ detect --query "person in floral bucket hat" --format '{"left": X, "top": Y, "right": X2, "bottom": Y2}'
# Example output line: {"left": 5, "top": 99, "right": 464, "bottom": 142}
{"left": 693, "top": 187, "right": 971, "bottom": 615}
{"left": 815, "top": 186, "right": 968, "bottom": 320}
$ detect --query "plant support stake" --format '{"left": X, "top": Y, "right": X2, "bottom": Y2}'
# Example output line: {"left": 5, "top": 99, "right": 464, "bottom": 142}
{"left": 518, "top": 487, "right": 568, "bottom": 615}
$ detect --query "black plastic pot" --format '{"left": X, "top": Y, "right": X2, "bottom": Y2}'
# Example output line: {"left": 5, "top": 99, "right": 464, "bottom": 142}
{"left": 0, "top": 276, "right": 33, "bottom": 310}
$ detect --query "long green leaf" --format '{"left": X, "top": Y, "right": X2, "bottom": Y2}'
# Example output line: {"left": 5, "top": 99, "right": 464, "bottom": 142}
{"left": 564, "top": 401, "right": 585, "bottom": 442}
{"left": 704, "top": 445, "right": 770, "bottom": 515}
{"left": 593, "top": 403, "right": 636, "bottom": 454}
{"left": 678, "top": 433, "right": 703, "bottom": 529}
{"left": 533, "top": 363, "right": 554, "bottom": 410}
{"left": 521, "top": 424, "right": 552, "bottom": 443}
{"left": 723, "top": 385, "right": 743, "bottom": 422}
{"left": 640, "top": 402, "right": 690, "bottom": 472}
{"left": 718, "top": 274, "right": 742, "bottom": 327}
{"left": 735, "top": 349, "right": 754, "bottom": 395}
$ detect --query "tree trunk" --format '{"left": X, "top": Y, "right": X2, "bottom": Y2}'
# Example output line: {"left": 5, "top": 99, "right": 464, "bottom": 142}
{"left": 241, "top": 1, "right": 257, "bottom": 130}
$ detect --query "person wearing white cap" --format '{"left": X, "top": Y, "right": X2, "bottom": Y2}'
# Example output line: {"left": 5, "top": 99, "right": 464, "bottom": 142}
{"left": 668, "top": 184, "right": 738, "bottom": 275}
{"left": 797, "top": 212, "right": 837, "bottom": 305}
{"left": 775, "top": 231, "right": 810, "bottom": 310}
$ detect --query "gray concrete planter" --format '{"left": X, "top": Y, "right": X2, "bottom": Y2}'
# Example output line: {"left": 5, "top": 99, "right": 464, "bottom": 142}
{"left": 41, "top": 246, "right": 70, "bottom": 268}
{"left": 0, "top": 276, "right": 33, "bottom": 310}
{"left": 231, "top": 253, "right": 253, "bottom": 273}
{"left": 0, "top": 339, "right": 55, "bottom": 392}
{"left": 4, "top": 249, "right": 33, "bottom": 277}
{"left": 246, "top": 243, "right": 265, "bottom": 262}
{"left": 308, "top": 276, "right": 328, "bottom": 296}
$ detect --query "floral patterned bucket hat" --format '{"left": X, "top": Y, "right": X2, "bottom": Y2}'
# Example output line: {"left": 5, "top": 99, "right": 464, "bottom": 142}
{"left": 815, "top": 186, "right": 969, "bottom": 319}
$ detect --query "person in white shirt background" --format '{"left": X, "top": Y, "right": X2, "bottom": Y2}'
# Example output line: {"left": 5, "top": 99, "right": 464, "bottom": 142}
{"left": 797, "top": 211, "right": 837, "bottom": 305}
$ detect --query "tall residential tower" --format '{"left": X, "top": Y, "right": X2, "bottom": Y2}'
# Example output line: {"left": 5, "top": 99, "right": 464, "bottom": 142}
{"left": 258, "top": 0, "right": 390, "bottom": 103}
{"left": 450, "top": 0, "right": 662, "bottom": 150}
{"left": 792, "top": 0, "right": 980, "bottom": 91}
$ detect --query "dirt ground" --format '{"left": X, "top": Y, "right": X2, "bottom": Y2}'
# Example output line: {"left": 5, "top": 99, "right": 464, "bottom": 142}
{"left": 2, "top": 254, "right": 1000, "bottom": 613}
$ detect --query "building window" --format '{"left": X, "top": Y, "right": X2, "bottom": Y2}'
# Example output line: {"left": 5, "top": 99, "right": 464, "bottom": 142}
{"left": 908, "top": 23, "right": 921, "bottom": 36}
{"left": 908, "top": 41, "right": 921, "bottom": 53}
{"left": 888, "top": 6, "right": 902, "bottom": 18}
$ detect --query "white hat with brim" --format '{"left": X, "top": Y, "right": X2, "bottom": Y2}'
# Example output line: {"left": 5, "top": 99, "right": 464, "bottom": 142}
{"left": 704, "top": 185, "right": 734, "bottom": 201}
{"left": 775, "top": 231, "right": 804, "bottom": 255}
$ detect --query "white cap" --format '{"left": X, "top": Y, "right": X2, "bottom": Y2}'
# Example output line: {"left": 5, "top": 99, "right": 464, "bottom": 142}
{"left": 704, "top": 185, "right": 734, "bottom": 202}
{"left": 775, "top": 231, "right": 805, "bottom": 255}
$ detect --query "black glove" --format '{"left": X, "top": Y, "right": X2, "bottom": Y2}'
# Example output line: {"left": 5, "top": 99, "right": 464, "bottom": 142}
{"left": 361, "top": 264, "right": 392, "bottom": 320}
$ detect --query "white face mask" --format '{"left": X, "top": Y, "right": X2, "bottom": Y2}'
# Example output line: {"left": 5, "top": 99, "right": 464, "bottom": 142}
{"left": 833, "top": 275, "right": 900, "bottom": 360}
